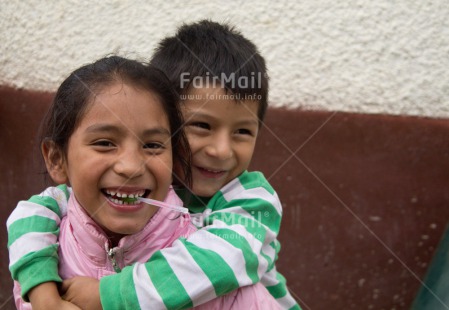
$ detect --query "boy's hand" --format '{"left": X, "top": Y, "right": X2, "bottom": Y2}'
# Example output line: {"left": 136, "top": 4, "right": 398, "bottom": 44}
{"left": 28, "top": 282, "right": 81, "bottom": 310}
{"left": 61, "top": 276, "right": 102, "bottom": 310}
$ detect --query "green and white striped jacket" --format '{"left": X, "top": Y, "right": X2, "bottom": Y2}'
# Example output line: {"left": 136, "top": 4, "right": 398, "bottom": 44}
{"left": 8, "top": 170, "right": 300, "bottom": 309}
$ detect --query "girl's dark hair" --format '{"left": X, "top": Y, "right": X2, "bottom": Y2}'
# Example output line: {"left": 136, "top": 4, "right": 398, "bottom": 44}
{"left": 40, "top": 55, "right": 191, "bottom": 188}
{"left": 150, "top": 19, "right": 269, "bottom": 125}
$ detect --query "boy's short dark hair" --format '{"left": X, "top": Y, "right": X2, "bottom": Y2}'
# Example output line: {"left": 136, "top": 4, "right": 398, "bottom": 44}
{"left": 150, "top": 19, "right": 269, "bottom": 123}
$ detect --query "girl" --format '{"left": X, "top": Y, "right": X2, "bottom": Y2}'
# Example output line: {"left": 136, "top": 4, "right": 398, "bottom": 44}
{"left": 11, "top": 56, "right": 280, "bottom": 309}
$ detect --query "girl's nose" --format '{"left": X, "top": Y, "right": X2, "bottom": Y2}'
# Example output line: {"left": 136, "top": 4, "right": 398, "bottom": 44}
{"left": 114, "top": 149, "right": 145, "bottom": 178}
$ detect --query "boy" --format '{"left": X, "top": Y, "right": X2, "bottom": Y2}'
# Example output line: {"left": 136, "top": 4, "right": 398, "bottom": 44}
{"left": 8, "top": 20, "right": 300, "bottom": 309}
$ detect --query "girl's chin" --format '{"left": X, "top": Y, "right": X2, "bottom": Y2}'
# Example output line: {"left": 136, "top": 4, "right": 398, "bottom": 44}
{"left": 100, "top": 210, "right": 158, "bottom": 236}
{"left": 103, "top": 223, "right": 145, "bottom": 238}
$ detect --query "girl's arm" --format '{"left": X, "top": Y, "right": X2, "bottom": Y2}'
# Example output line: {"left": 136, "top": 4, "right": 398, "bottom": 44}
{"left": 28, "top": 282, "right": 81, "bottom": 310}
{"left": 7, "top": 185, "right": 69, "bottom": 301}
{"left": 99, "top": 172, "right": 299, "bottom": 310}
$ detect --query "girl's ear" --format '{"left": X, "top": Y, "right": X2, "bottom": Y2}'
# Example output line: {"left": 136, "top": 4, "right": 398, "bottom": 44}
{"left": 41, "top": 140, "right": 69, "bottom": 184}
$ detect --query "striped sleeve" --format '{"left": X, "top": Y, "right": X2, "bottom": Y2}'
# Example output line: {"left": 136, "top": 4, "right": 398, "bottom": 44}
{"left": 7, "top": 185, "right": 70, "bottom": 300}
{"left": 100, "top": 171, "right": 300, "bottom": 309}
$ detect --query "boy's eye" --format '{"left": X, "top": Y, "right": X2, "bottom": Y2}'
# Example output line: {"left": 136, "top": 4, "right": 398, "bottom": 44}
{"left": 190, "top": 122, "right": 210, "bottom": 130}
{"left": 236, "top": 128, "right": 253, "bottom": 136}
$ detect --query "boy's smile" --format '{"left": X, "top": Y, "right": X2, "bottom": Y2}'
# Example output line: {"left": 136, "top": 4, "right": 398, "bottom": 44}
{"left": 181, "top": 85, "right": 260, "bottom": 197}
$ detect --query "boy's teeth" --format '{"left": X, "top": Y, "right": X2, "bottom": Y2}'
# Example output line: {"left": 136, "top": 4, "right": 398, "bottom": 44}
{"left": 203, "top": 168, "right": 221, "bottom": 173}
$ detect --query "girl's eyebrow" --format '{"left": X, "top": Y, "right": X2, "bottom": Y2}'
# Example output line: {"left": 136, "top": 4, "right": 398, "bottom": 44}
{"left": 85, "top": 124, "right": 171, "bottom": 136}
{"left": 142, "top": 128, "right": 171, "bottom": 137}
{"left": 85, "top": 124, "right": 120, "bottom": 133}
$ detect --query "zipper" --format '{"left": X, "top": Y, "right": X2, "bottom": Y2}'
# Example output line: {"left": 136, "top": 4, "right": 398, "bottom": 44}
{"left": 105, "top": 244, "right": 122, "bottom": 273}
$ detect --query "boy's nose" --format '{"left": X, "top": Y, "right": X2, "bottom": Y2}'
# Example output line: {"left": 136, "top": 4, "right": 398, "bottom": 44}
{"left": 205, "top": 135, "right": 233, "bottom": 160}
{"left": 114, "top": 149, "right": 145, "bottom": 178}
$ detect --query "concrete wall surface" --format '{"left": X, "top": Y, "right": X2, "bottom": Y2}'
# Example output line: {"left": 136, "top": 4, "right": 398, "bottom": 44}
{"left": 1, "top": 0, "right": 448, "bottom": 117}
{"left": 1, "top": 86, "right": 448, "bottom": 309}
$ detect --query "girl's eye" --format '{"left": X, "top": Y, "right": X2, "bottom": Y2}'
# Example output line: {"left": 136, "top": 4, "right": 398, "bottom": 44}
{"left": 92, "top": 140, "right": 115, "bottom": 147}
{"left": 143, "top": 142, "right": 164, "bottom": 150}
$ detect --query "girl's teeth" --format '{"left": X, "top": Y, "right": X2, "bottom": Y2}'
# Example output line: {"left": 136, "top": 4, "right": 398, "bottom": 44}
{"left": 106, "top": 190, "right": 145, "bottom": 196}
{"left": 106, "top": 190, "right": 145, "bottom": 205}
{"left": 110, "top": 198, "right": 140, "bottom": 206}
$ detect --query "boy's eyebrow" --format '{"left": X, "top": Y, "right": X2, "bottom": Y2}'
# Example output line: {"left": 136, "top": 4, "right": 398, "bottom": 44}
{"left": 85, "top": 124, "right": 171, "bottom": 136}
{"left": 185, "top": 111, "right": 259, "bottom": 126}
{"left": 235, "top": 119, "right": 259, "bottom": 126}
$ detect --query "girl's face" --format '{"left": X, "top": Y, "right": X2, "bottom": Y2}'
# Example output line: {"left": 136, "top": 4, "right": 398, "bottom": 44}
{"left": 60, "top": 82, "right": 173, "bottom": 239}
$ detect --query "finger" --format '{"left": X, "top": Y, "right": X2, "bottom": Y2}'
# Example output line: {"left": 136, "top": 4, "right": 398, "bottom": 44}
{"left": 61, "top": 290, "right": 72, "bottom": 302}
{"left": 60, "top": 279, "right": 72, "bottom": 294}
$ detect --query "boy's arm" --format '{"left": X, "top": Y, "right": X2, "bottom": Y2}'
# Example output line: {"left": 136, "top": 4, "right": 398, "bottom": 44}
{"left": 7, "top": 185, "right": 70, "bottom": 301}
{"left": 100, "top": 171, "right": 289, "bottom": 309}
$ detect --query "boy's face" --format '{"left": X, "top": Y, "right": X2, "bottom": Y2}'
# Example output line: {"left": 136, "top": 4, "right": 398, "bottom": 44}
{"left": 181, "top": 85, "right": 260, "bottom": 197}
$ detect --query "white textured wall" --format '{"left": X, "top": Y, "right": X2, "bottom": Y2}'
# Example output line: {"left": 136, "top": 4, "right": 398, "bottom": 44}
{"left": 1, "top": 0, "right": 448, "bottom": 118}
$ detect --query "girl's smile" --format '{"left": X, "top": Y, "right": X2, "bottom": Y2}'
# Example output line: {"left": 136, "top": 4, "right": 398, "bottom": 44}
{"left": 102, "top": 188, "right": 150, "bottom": 205}
{"left": 61, "top": 82, "right": 173, "bottom": 238}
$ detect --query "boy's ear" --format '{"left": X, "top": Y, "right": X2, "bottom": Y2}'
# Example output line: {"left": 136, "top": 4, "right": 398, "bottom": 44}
{"left": 41, "top": 140, "right": 69, "bottom": 184}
